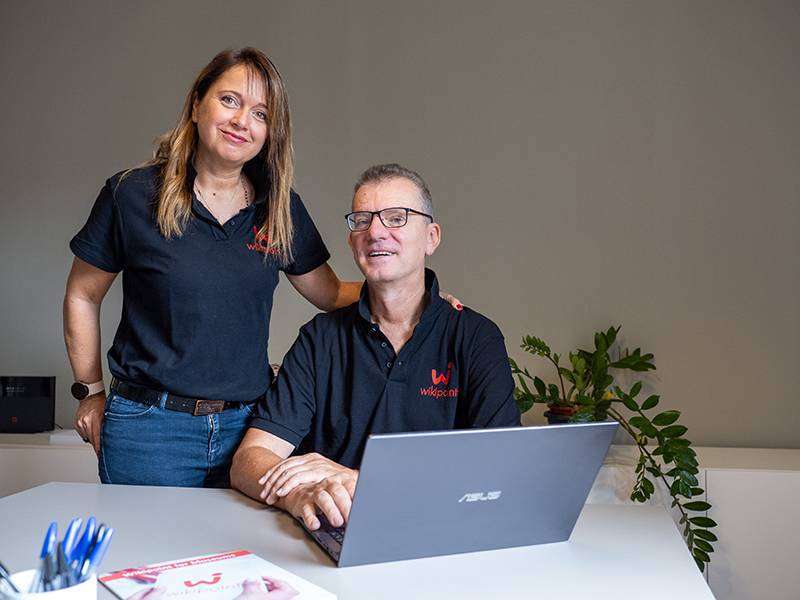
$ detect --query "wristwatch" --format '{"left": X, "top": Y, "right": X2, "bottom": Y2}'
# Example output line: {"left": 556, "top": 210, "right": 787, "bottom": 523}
{"left": 71, "top": 380, "right": 105, "bottom": 401}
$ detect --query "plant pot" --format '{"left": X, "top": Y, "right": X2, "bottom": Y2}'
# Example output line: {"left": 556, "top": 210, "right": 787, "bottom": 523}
{"left": 544, "top": 404, "right": 592, "bottom": 425}
{"left": 543, "top": 404, "right": 578, "bottom": 425}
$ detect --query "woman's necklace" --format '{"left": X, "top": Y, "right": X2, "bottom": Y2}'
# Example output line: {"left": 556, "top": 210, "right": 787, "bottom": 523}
{"left": 193, "top": 175, "right": 251, "bottom": 214}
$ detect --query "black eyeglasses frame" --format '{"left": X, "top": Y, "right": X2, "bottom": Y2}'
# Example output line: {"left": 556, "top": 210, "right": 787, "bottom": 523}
{"left": 344, "top": 207, "right": 434, "bottom": 231}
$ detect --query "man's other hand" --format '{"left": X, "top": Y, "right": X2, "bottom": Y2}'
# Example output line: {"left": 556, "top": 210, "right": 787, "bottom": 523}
{"left": 259, "top": 452, "right": 357, "bottom": 504}
{"left": 283, "top": 475, "right": 357, "bottom": 530}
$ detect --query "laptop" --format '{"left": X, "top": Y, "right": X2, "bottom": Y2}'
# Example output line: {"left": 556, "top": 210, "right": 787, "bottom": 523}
{"left": 300, "top": 421, "right": 618, "bottom": 567}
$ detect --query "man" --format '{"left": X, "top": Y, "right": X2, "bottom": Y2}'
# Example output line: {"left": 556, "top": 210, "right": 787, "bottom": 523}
{"left": 231, "top": 163, "right": 520, "bottom": 530}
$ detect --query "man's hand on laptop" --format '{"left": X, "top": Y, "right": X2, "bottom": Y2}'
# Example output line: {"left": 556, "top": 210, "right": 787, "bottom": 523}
{"left": 259, "top": 452, "right": 358, "bottom": 505}
{"left": 283, "top": 474, "right": 357, "bottom": 530}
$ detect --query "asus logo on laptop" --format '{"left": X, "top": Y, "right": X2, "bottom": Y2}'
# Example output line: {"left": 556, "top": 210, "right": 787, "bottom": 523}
{"left": 458, "top": 491, "right": 502, "bottom": 503}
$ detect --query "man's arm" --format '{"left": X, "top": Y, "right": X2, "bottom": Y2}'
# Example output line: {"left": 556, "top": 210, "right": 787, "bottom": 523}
{"left": 230, "top": 428, "right": 295, "bottom": 502}
{"left": 233, "top": 320, "right": 320, "bottom": 501}
{"left": 231, "top": 426, "right": 358, "bottom": 507}
{"left": 231, "top": 428, "right": 357, "bottom": 530}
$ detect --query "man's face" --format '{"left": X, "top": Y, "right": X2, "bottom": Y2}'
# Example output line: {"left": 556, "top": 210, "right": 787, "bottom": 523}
{"left": 348, "top": 178, "right": 441, "bottom": 286}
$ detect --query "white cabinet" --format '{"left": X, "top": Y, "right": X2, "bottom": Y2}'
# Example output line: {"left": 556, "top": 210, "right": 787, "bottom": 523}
{"left": 0, "top": 431, "right": 98, "bottom": 497}
{"left": 706, "top": 469, "right": 800, "bottom": 600}
{"left": 587, "top": 445, "right": 800, "bottom": 600}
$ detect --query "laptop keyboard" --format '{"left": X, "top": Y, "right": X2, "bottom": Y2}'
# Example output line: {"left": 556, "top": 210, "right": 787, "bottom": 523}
{"left": 317, "top": 513, "right": 346, "bottom": 543}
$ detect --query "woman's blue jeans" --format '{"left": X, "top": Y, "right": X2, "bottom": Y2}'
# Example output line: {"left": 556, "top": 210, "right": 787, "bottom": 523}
{"left": 99, "top": 390, "right": 254, "bottom": 487}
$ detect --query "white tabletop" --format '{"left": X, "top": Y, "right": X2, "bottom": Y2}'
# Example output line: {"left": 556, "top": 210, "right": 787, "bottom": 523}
{"left": 0, "top": 483, "right": 714, "bottom": 599}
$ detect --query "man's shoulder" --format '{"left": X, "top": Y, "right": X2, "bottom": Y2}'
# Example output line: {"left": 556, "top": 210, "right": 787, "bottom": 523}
{"left": 299, "top": 302, "right": 359, "bottom": 340}
{"left": 446, "top": 304, "right": 505, "bottom": 341}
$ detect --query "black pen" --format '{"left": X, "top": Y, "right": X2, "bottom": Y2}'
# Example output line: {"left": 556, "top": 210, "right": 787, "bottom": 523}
{"left": 56, "top": 542, "right": 73, "bottom": 589}
{"left": 0, "top": 560, "right": 21, "bottom": 594}
{"left": 42, "top": 549, "right": 58, "bottom": 592}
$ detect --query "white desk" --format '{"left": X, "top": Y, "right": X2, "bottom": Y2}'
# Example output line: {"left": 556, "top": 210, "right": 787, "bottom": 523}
{"left": 0, "top": 483, "right": 714, "bottom": 599}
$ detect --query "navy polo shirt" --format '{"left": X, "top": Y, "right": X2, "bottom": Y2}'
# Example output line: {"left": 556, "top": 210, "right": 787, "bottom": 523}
{"left": 69, "top": 160, "right": 330, "bottom": 401}
{"left": 250, "top": 269, "right": 521, "bottom": 468}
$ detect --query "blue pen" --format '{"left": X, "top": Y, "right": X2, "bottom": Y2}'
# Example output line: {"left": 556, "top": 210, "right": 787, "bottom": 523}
{"left": 53, "top": 518, "right": 83, "bottom": 589}
{"left": 61, "top": 518, "right": 82, "bottom": 561}
{"left": 29, "top": 521, "right": 57, "bottom": 592}
{"left": 78, "top": 526, "right": 114, "bottom": 582}
{"left": 69, "top": 517, "right": 96, "bottom": 566}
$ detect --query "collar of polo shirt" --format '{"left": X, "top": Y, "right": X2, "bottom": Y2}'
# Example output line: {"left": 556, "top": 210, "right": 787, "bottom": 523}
{"left": 356, "top": 268, "right": 444, "bottom": 329}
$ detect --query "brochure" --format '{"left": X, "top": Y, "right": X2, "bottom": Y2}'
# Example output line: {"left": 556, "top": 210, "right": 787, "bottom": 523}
{"left": 100, "top": 550, "right": 336, "bottom": 600}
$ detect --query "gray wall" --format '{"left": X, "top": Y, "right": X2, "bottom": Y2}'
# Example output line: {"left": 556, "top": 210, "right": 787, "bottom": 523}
{"left": 0, "top": 1, "right": 797, "bottom": 447}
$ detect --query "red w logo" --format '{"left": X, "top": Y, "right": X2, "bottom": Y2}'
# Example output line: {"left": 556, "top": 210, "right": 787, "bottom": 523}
{"left": 184, "top": 573, "right": 222, "bottom": 587}
{"left": 431, "top": 362, "right": 454, "bottom": 385}
{"left": 247, "top": 227, "right": 280, "bottom": 255}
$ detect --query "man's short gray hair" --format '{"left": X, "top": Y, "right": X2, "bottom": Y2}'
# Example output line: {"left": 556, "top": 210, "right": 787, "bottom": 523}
{"left": 353, "top": 163, "right": 434, "bottom": 218}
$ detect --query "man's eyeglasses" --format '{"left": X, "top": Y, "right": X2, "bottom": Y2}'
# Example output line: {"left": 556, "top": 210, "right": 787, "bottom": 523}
{"left": 345, "top": 207, "right": 434, "bottom": 232}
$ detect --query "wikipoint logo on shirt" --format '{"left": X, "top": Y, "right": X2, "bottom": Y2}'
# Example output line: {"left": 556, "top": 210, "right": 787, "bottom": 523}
{"left": 420, "top": 362, "right": 459, "bottom": 398}
{"left": 247, "top": 226, "right": 280, "bottom": 255}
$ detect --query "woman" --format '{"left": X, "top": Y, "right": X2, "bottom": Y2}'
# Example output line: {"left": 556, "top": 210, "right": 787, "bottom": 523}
{"left": 64, "top": 48, "right": 460, "bottom": 488}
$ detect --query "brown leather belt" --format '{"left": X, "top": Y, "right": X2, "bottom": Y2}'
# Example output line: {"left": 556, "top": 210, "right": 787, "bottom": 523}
{"left": 110, "top": 378, "right": 259, "bottom": 416}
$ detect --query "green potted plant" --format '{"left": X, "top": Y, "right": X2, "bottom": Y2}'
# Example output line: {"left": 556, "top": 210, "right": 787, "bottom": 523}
{"left": 509, "top": 326, "right": 718, "bottom": 571}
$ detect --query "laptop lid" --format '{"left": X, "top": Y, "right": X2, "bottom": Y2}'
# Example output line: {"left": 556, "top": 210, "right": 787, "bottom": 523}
{"left": 337, "top": 421, "right": 618, "bottom": 567}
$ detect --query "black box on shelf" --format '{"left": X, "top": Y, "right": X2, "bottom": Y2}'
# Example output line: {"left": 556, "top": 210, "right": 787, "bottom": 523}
{"left": 0, "top": 376, "right": 55, "bottom": 433}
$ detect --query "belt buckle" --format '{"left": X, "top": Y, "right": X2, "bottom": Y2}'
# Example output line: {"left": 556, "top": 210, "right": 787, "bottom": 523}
{"left": 193, "top": 399, "right": 225, "bottom": 416}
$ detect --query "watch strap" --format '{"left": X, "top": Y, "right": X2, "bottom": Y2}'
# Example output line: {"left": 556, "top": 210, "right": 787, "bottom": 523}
{"left": 83, "top": 380, "right": 105, "bottom": 397}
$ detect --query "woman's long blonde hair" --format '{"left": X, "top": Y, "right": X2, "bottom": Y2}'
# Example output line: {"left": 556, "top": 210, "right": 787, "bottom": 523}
{"left": 142, "top": 48, "right": 294, "bottom": 263}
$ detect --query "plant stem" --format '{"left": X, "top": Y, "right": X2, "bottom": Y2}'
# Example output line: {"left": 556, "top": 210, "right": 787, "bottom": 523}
{"left": 546, "top": 354, "right": 567, "bottom": 402}
{"left": 606, "top": 406, "right": 692, "bottom": 546}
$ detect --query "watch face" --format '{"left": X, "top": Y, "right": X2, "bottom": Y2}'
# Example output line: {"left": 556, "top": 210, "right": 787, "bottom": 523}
{"left": 71, "top": 382, "right": 89, "bottom": 400}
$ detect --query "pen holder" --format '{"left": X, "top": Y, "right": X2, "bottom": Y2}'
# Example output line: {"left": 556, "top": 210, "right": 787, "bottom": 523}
{"left": 0, "top": 570, "right": 96, "bottom": 600}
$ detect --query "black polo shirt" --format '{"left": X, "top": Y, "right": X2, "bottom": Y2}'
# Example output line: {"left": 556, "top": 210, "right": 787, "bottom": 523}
{"left": 250, "top": 269, "right": 521, "bottom": 468}
{"left": 69, "top": 160, "right": 330, "bottom": 401}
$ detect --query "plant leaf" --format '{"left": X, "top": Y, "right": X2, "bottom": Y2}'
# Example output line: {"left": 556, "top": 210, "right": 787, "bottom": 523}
{"left": 694, "top": 557, "right": 705, "bottom": 572}
{"left": 641, "top": 395, "right": 659, "bottom": 410}
{"left": 595, "top": 332, "right": 607, "bottom": 353}
{"left": 521, "top": 335, "right": 551, "bottom": 357}
{"left": 514, "top": 390, "right": 535, "bottom": 414}
{"left": 533, "top": 377, "right": 547, "bottom": 397}
{"left": 661, "top": 424, "right": 688, "bottom": 438}
{"left": 629, "top": 416, "right": 658, "bottom": 438}
{"left": 694, "top": 539, "right": 714, "bottom": 553}
{"left": 693, "top": 529, "right": 718, "bottom": 542}
{"left": 622, "top": 397, "right": 639, "bottom": 411}
{"left": 683, "top": 501, "right": 712, "bottom": 512}
{"left": 693, "top": 548, "right": 711, "bottom": 563}
{"left": 667, "top": 438, "right": 692, "bottom": 448}
{"left": 652, "top": 410, "right": 681, "bottom": 426}
{"left": 689, "top": 517, "right": 717, "bottom": 528}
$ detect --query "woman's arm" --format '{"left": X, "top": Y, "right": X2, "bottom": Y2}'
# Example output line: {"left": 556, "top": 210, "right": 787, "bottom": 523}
{"left": 63, "top": 257, "right": 117, "bottom": 453}
{"left": 286, "top": 263, "right": 361, "bottom": 312}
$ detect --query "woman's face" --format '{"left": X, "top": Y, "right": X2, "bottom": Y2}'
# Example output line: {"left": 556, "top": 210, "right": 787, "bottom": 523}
{"left": 192, "top": 64, "right": 268, "bottom": 168}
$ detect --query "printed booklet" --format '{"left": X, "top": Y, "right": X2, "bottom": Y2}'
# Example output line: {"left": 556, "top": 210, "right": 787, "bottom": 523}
{"left": 100, "top": 550, "right": 336, "bottom": 600}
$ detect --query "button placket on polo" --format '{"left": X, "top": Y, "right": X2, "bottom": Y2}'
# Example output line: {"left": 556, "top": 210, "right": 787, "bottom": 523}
{"left": 369, "top": 325, "right": 397, "bottom": 375}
